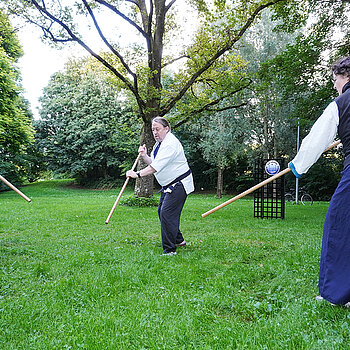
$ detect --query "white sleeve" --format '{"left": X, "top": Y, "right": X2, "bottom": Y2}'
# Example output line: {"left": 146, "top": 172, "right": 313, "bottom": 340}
{"left": 292, "top": 101, "right": 339, "bottom": 175}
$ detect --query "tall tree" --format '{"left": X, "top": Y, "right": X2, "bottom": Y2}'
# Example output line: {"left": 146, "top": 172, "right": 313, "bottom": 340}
{"left": 237, "top": 10, "right": 300, "bottom": 160}
{"left": 258, "top": 0, "right": 350, "bottom": 134}
{"left": 36, "top": 57, "right": 139, "bottom": 183}
{"left": 238, "top": 0, "right": 350, "bottom": 160}
{"left": 0, "top": 9, "right": 33, "bottom": 187}
{"left": 3, "top": 0, "right": 296, "bottom": 196}
{"left": 194, "top": 108, "right": 246, "bottom": 198}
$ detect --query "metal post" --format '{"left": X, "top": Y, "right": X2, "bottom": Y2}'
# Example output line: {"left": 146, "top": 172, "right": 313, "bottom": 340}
{"left": 295, "top": 118, "right": 300, "bottom": 204}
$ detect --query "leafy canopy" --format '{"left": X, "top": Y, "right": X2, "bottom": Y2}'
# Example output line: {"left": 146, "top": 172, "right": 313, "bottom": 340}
{"left": 36, "top": 56, "right": 139, "bottom": 183}
{"left": 0, "top": 9, "right": 34, "bottom": 186}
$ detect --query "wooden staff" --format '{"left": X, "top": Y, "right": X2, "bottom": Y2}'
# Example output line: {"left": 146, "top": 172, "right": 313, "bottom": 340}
{"left": 0, "top": 175, "right": 31, "bottom": 202}
{"left": 105, "top": 148, "right": 143, "bottom": 224}
{"left": 201, "top": 139, "right": 341, "bottom": 218}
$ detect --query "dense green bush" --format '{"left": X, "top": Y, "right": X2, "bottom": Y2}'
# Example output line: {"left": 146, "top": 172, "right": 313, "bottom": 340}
{"left": 120, "top": 194, "right": 159, "bottom": 207}
{"left": 284, "top": 151, "right": 343, "bottom": 201}
{"left": 301, "top": 154, "right": 343, "bottom": 201}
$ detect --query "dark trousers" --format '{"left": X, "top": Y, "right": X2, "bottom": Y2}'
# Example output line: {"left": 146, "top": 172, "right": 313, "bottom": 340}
{"left": 158, "top": 182, "right": 187, "bottom": 253}
{"left": 319, "top": 165, "right": 350, "bottom": 305}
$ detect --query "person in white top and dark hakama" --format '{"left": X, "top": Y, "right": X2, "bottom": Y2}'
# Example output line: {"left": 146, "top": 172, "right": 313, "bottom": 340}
{"left": 126, "top": 117, "right": 194, "bottom": 256}
{"left": 289, "top": 57, "right": 350, "bottom": 306}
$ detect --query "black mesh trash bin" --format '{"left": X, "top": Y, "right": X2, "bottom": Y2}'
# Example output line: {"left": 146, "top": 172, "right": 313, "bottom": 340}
{"left": 254, "top": 158, "right": 285, "bottom": 219}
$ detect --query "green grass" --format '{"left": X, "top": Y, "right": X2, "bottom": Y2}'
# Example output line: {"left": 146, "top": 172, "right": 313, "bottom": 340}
{"left": 1, "top": 179, "right": 350, "bottom": 349}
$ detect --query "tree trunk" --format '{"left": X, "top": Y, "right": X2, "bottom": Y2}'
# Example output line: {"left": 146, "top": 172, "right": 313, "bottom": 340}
{"left": 216, "top": 166, "right": 223, "bottom": 199}
{"left": 134, "top": 120, "right": 156, "bottom": 197}
{"left": 132, "top": 1, "right": 166, "bottom": 198}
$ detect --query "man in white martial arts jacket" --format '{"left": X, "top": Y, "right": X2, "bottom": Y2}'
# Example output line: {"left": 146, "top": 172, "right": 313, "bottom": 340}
{"left": 127, "top": 117, "right": 194, "bottom": 256}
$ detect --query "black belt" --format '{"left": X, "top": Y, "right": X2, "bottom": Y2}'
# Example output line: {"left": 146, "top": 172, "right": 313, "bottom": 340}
{"left": 162, "top": 169, "right": 192, "bottom": 191}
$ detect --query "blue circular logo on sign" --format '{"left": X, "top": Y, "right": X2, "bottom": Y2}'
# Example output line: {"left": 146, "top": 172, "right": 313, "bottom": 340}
{"left": 265, "top": 160, "right": 280, "bottom": 176}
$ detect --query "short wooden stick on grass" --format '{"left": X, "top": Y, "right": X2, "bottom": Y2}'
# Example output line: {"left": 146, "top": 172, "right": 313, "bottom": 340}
{"left": 0, "top": 175, "right": 31, "bottom": 202}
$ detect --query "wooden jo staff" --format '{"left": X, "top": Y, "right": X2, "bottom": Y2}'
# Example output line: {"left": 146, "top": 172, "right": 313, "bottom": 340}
{"left": 201, "top": 139, "right": 341, "bottom": 218}
{"left": 0, "top": 175, "right": 31, "bottom": 202}
{"left": 105, "top": 147, "right": 144, "bottom": 224}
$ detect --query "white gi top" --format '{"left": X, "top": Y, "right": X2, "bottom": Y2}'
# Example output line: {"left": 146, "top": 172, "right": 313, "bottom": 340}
{"left": 150, "top": 132, "right": 194, "bottom": 194}
{"left": 291, "top": 101, "right": 339, "bottom": 176}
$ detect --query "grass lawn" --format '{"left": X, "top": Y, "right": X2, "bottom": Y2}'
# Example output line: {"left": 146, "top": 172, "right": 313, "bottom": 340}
{"left": 1, "top": 179, "right": 350, "bottom": 349}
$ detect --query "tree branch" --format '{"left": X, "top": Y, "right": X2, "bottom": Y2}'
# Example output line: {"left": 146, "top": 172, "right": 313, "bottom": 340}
{"left": 162, "top": 54, "right": 189, "bottom": 69}
{"left": 94, "top": 0, "right": 149, "bottom": 40}
{"left": 173, "top": 102, "right": 246, "bottom": 129}
{"left": 125, "top": 0, "right": 139, "bottom": 6}
{"left": 27, "top": 0, "right": 146, "bottom": 113}
{"left": 160, "top": 0, "right": 286, "bottom": 115}
{"left": 208, "top": 102, "right": 247, "bottom": 112}
{"left": 135, "top": 0, "right": 153, "bottom": 68}
{"left": 148, "top": 0, "right": 153, "bottom": 36}
{"left": 165, "top": 0, "right": 177, "bottom": 12}
{"left": 94, "top": 0, "right": 153, "bottom": 78}
{"left": 173, "top": 79, "right": 252, "bottom": 128}
{"left": 82, "top": 0, "right": 137, "bottom": 81}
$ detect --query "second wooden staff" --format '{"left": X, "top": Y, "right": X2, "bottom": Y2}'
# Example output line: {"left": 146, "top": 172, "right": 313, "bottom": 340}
{"left": 202, "top": 140, "right": 341, "bottom": 218}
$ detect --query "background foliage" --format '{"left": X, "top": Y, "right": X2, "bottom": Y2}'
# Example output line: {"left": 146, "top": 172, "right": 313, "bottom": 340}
{"left": 35, "top": 57, "right": 139, "bottom": 185}
{"left": 0, "top": 9, "right": 34, "bottom": 189}
{"left": 1, "top": 1, "right": 350, "bottom": 200}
